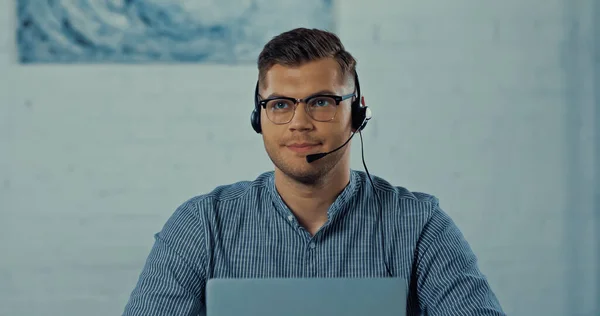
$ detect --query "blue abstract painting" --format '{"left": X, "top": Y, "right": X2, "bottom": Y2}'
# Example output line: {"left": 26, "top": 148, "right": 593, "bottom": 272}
{"left": 17, "top": 0, "right": 334, "bottom": 64}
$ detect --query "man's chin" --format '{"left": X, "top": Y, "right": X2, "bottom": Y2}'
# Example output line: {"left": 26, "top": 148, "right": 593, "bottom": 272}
{"left": 287, "top": 172, "right": 323, "bottom": 185}
{"left": 268, "top": 151, "right": 331, "bottom": 183}
{"left": 278, "top": 165, "right": 329, "bottom": 184}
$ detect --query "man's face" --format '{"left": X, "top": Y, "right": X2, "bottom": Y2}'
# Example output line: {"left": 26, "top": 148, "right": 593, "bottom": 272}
{"left": 259, "top": 58, "right": 354, "bottom": 184}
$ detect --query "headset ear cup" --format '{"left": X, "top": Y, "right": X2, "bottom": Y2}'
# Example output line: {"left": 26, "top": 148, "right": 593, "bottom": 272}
{"left": 251, "top": 109, "right": 262, "bottom": 133}
{"left": 350, "top": 70, "right": 368, "bottom": 131}
{"left": 351, "top": 94, "right": 369, "bottom": 131}
{"left": 352, "top": 106, "right": 368, "bottom": 131}
{"left": 251, "top": 81, "right": 262, "bottom": 133}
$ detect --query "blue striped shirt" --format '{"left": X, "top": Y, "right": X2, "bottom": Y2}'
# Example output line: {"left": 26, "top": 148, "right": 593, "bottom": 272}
{"left": 123, "top": 170, "right": 505, "bottom": 315}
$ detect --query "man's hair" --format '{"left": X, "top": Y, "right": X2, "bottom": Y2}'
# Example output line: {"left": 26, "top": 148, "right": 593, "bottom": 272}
{"left": 257, "top": 28, "right": 357, "bottom": 88}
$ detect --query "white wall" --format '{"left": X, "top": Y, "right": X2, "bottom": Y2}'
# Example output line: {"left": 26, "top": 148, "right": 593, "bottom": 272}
{"left": 1, "top": 1, "right": 598, "bottom": 316}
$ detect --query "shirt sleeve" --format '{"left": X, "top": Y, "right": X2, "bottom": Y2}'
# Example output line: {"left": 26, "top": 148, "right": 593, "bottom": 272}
{"left": 415, "top": 197, "right": 506, "bottom": 316}
{"left": 122, "top": 199, "right": 208, "bottom": 316}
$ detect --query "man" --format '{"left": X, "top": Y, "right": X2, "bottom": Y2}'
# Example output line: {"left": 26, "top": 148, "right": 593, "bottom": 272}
{"left": 122, "top": 28, "right": 505, "bottom": 315}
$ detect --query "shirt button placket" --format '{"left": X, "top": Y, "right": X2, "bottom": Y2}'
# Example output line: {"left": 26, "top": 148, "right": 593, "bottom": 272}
{"left": 305, "top": 240, "right": 317, "bottom": 277}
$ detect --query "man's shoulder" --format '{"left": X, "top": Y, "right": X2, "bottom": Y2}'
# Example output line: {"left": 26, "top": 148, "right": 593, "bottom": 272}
{"left": 361, "top": 171, "right": 465, "bottom": 246}
{"left": 201, "top": 171, "right": 273, "bottom": 201}
{"left": 355, "top": 170, "right": 440, "bottom": 208}
{"left": 354, "top": 170, "right": 451, "bottom": 229}
{"left": 172, "top": 171, "right": 273, "bottom": 215}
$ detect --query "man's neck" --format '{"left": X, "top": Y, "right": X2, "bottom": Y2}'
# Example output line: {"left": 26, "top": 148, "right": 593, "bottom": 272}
{"left": 274, "top": 166, "right": 351, "bottom": 235}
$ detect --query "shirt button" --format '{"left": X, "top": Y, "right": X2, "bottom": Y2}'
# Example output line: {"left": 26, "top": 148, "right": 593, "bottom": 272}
{"left": 287, "top": 215, "right": 294, "bottom": 221}
{"left": 309, "top": 242, "right": 316, "bottom": 249}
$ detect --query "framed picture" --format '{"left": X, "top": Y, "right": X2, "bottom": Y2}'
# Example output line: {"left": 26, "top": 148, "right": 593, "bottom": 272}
{"left": 17, "top": 0, "right": 334, "bottom": 64}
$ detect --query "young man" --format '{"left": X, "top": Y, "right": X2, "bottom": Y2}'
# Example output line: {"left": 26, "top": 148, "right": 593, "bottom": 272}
{"left": 122, "top": 28, "right": 505, "bottom": 315}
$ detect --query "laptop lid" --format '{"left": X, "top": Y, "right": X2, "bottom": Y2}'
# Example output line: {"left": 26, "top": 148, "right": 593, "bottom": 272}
{"left": 206, "top": 277, "right": 407, "bottom": 316}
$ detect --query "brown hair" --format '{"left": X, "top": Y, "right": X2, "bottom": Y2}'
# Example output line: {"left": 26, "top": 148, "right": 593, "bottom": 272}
{"left": 257, "top": 28, "right": 357, "bottom": 88}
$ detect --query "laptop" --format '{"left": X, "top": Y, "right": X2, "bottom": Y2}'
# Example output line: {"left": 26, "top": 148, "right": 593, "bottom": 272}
{"left": 206, "top": 277, "right": 407, "bottom": 316}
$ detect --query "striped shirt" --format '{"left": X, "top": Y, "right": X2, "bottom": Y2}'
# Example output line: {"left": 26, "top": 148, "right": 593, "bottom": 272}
{"left": 122, "top": 169, "right": 505, "bottom": 316}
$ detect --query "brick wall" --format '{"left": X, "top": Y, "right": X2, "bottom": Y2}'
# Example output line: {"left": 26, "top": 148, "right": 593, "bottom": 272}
{"left": 0, "top": 0, "right": 597, "bottom": 315}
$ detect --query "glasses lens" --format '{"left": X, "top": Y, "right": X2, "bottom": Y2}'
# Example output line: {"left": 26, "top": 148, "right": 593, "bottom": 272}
{"left": 266, "top": 99, "right": 295, "bottom": 124}
{"left": 307, "top": 96, "right": 338, "bottom": 121}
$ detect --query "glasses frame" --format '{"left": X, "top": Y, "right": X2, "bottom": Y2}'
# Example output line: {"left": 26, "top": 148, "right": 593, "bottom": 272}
{"left": 257, "top": 93, "right": 355, "bottom": 125}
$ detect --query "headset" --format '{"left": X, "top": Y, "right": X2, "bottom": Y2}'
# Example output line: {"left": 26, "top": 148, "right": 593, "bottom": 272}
{"left": 250, "top": 70, "right": 371, "bottom": 134}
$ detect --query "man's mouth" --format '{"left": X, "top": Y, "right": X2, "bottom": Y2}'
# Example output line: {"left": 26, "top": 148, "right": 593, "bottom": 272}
{"left": 286, "top": 143, "right": 321, "bottom": 153}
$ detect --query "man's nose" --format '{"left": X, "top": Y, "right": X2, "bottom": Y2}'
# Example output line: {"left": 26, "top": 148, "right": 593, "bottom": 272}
{"left": 288, "top": 103, "right": 314, "bottom": 131}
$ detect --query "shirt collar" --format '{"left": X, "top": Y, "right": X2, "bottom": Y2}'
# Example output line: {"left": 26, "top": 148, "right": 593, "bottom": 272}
{"left": 266, "top": 169, "right": 362, "bottom": 221}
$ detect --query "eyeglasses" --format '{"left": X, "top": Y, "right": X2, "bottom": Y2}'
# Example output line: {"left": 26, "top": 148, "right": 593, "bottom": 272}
{"left": 257, "top": 93, "right": 355, "bottom": 125}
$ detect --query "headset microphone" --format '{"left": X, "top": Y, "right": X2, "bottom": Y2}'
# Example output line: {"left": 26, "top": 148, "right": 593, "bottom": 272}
{"left": 305, "top": 152, "right": 327, "bottom": 163}
{"left": 305, "top": 108, "right": 371, "bottom": 163}
{"left": 306, "top": 130, "right": 358, "bottom": 163}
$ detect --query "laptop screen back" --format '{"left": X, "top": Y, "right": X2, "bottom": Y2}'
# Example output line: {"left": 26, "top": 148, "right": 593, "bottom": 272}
{"left": 206, "top": 277, "right": 407, "bottom": 316}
